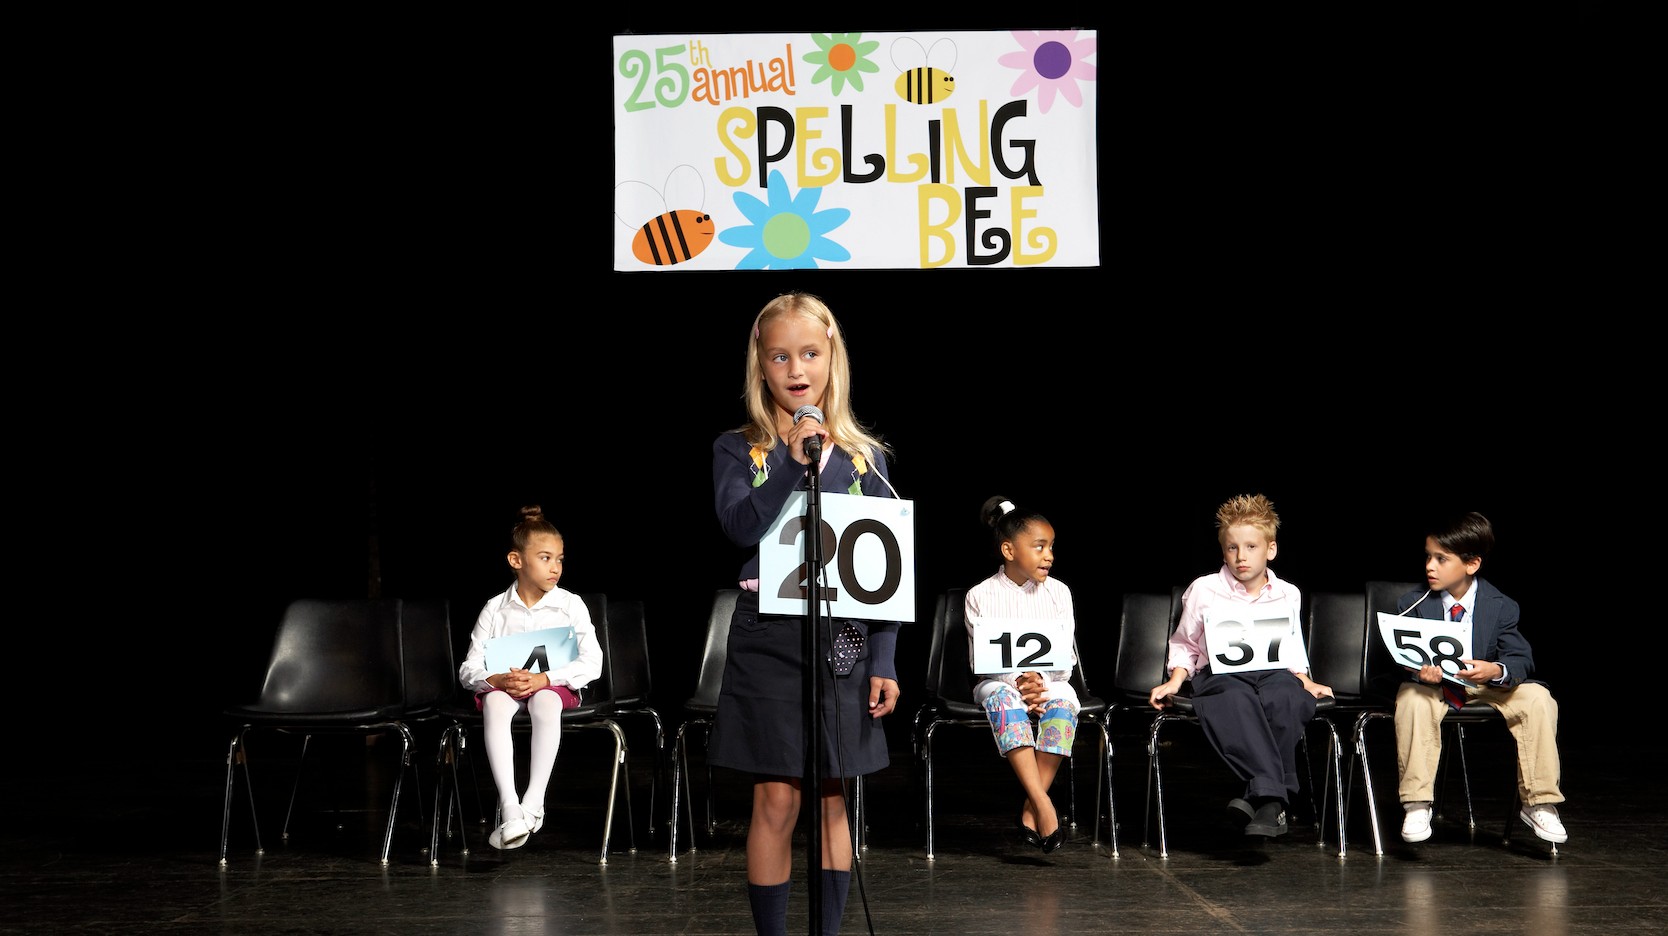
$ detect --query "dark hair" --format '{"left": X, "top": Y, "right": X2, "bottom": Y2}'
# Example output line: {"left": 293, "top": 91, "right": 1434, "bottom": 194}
{"left": 1428, "top": 511, "right": 1494, "bottom": 563}
{"left": 980, "top": 495, "right": 1049, "bottom": 552}
{"left": 510, "top": 505, "right": 562, "bottom": 552}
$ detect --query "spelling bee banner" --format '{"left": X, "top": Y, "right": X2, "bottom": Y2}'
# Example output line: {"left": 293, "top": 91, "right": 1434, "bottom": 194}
{"left": 613, "top": 30, "right": 1099, "bottom": 271}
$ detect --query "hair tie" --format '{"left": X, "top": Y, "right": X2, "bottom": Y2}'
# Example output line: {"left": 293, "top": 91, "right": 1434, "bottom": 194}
{"left": 999, "top": 500, "right": 1015, "bottom": 515}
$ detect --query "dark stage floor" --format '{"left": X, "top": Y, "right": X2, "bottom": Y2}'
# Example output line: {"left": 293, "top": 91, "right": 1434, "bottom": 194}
{"left": 6, "top": 718, "right": 1665, "bottom": 935}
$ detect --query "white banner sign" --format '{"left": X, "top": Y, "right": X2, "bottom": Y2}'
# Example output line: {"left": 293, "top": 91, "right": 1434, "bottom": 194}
{"left": 1203, "top": 601, "right": 1309, "bottom": 674}
{"left": 759, "top": 491, "right": 915, "bottom": 622}
{"left": 614, "top": 30, "right": 1099, "bottom": 270}
{"left": 969, "top": 616, "right": 1072, "bottom": 674}
{"left": 1375, "top": 611, "right": 1477, "bottom": 687}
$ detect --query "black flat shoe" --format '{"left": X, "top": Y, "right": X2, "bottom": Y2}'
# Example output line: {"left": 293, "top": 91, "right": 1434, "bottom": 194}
{"left": 1015, "top": 810, "right": 1043, "bottom": 848}
{"left": 1041, "top": 826, "right": 1067, "bottom": 854}
{"left": 1244, "top": 801, "right": 1288, "bottom": 838}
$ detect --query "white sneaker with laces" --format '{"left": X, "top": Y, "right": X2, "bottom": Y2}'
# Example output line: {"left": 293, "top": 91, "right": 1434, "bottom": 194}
{"left": 1401, "top": 802, "right": 1433, "bottom": 843}
{"left": 1520, "top": 804, "right": 1568, "bottom": 843}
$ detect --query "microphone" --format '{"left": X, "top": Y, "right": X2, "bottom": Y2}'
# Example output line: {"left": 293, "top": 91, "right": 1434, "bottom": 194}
{"left": 794, "top": 404, "right": 824, "bottom": 460}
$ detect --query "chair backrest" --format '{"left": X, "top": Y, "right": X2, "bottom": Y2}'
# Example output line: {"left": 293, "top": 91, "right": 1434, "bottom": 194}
{"left": 605, "top": 598, "right": 652, "bottom": 707}
{"left": 1305, "top": 591, "right": 1369, "bottom": 697}
{"left": 687, "top": 589, "right": 740, "bottom": 710}
{"left": 1112, "top": 592, "right": 1176, "bottom": 699}
{"left": 1364, "top": 580, "right": 1423, "bottom": 698}
{"left": 255, "top": 598, "right": 405, "bottom": 714}
{"left": 399, "top": 598, "right": 456, "bottom": 714}
{"left": 923, "top": 591, "right": 949, "bottom": 698}
{"left": 930, "top": 588, "right": 976, "bottom": 706}
{"left": 577, "top": 592, "right": 614, "bottom": 707}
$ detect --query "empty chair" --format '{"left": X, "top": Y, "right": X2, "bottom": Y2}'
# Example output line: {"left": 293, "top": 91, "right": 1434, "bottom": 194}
{"left": 221, "top": 598, "right": 419, "bottom": 866}
{"left": 1302, "top": 591, "right": 1376, "bottom": 856}
{"left": 596, "top": 598, "right": 663, "bottom": 846}
{"left": 669, "top": 589, "right": 738, "bottom": 862}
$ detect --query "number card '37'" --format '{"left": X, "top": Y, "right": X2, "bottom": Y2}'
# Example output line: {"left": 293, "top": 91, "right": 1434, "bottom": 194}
{"left": 759, "top": 491, "right": 916, "bottom": 622}
{"left": 1202, "top": 601, "right": 1309, "bottom": 675}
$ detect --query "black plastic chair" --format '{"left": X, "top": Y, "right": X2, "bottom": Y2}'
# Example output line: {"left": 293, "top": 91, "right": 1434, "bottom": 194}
{"left": 220, "top": 598, "right": 420, "bottom": 866}
{"left": 669, "top": 589, "right": 738, "bottom": 862}
{"left": 1301, "top": 591, "right": 1373, "bottom": 857}
{"left": 918, "top": 588, "right": 1115, "bottom": 859}
{"left": 1354, "top": 580, "right": 1540, "bottom": 855}
{"left": 428, "top": 592, "right": 634, "bottom": 865}
{"left": 596, "top": 598, "right": 663, "bottom": 846}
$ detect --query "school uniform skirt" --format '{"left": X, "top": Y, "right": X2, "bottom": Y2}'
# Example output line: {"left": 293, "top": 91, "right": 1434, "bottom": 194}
{"left": 708, "top": 590, "right": 891, "bottom": 779}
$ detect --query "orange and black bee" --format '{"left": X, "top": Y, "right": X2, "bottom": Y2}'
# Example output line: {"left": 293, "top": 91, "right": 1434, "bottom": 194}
{"left": 614, "top": 164, "right": 715, "bottom": 267}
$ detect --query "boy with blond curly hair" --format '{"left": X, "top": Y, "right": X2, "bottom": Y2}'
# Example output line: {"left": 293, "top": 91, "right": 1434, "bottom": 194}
{"left": 1150, "top": 494, "right": 1333, "bottom": 838}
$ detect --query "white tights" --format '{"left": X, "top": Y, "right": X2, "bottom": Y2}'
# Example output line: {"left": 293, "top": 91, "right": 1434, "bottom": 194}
{"left": 481, "top": 689, "right": 565, "bottom": 821}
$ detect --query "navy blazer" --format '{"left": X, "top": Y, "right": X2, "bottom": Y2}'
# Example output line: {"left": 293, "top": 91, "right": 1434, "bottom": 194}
{"left": 1396, "top": 577, "right": 1537, "bottom": 689}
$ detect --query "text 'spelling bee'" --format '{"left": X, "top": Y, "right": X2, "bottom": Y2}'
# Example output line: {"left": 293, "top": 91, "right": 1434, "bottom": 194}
{"left": 891, "top": 37, "right": 957, "bottom": 105}
{"left": 614, "top": 164, "right": 714, "bottom": 267}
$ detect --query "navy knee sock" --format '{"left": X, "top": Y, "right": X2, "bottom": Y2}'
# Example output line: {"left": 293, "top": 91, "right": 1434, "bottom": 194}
{"left": 747, "top": 881, "right": 790, "bottom": 936}
{"left": 821, "top": 869, "right": 851, "bottom": 936}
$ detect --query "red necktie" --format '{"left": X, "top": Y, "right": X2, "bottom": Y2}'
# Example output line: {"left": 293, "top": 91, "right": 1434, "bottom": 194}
{"left": 1442, "top": 602, "right": 1467, "bottom": 710}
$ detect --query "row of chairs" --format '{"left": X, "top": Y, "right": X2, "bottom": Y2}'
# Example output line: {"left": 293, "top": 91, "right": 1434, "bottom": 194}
{"left": 222, "top": 583, "right": 1532, "bottom": 865}
{"left": 220, "top": 594, "right": 664, "bottom": 867}
{"left": 915, "top": 582, "right": 1538, "bottom": 860}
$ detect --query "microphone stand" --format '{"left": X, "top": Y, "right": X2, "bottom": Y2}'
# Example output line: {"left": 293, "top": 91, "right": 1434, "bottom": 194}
{"left": 801, "top": 444, "right": 824, "bottom": 936}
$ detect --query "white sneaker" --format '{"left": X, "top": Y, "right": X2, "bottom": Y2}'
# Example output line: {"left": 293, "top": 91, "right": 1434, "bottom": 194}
{"left": 522, "top": 803, "right": 545, "bottom": 835}
{"left": 489, "top": 816, "right": 531, "bottom": 850}
{"left": 1401, "top": 802, "right": 1433, "bottom": 843}
{"left": 1520, "top": 804, "right": 1568, "bottom": 843}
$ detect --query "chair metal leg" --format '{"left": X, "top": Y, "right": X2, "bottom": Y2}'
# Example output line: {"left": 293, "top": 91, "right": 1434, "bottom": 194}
{"left": 669, "top": 726, "right": 688, "bottom": 862}
{"left": 923, "top": 721, "right": 940, "bottom": 860}
{"left": 1315, "top": 720, "right": 1346, "bottom": 858}
{"left": 1354, "top": 710, "right": 1392, "bottom": 857}
{"left": 1146, "top": 716, "right": 1170, "bottom": 858}
{"left": 281, "top": 734, "right": 313, "bottom": 845}
{"left": 669, "top": 719, "right": 712, "bottom": 863}
{"left": 220, "top": 728, "right": 263, "bottom": 866}
{"left": 377, "top": 725, "right": 416, "bottom": 866}
{"left": 593, "top": 722, "right": 628, "bottom": 865}
{"left": 429, "top": 724, "right": 469, "bottom": 865}
{"left": 1087, "top": 719, "right": 1117, "bottom": 858}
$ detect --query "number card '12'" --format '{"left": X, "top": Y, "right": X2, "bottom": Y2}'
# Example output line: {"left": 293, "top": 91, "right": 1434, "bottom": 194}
{"left": 969, "top": 616, "right": 1073, "bottom": 674}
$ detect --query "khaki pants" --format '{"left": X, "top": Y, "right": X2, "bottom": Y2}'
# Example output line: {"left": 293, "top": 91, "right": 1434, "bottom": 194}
{"left": 1394, "top": 680, "right": 1563, "bottom": 807}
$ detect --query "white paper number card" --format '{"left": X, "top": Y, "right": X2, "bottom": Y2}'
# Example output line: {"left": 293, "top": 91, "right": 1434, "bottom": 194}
{"left": 759, "top": 491, "right": 915, "bottom": 622}
{"left": 969, "top": 617, "right": 1072, "bottom": 674}
{"left": 1202, "top": 601, "right": 1309, "bottom": 674}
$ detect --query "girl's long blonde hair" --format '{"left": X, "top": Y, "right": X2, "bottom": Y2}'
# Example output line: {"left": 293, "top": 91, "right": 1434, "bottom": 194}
{"left": 739, "top": 292, "right": 890, "bottom": 468}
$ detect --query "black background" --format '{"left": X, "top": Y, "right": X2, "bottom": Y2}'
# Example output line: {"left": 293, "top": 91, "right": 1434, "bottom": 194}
{"left": 36, "top": 11, "right": 1640, "bottom": 768}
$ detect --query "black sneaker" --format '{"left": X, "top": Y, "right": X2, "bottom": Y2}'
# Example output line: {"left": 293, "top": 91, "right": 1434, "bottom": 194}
{"left": 1244, "top": 801, "right": 1288, "bottom": 837}
{"left": 1226, "top": 798, "right": 1255, "bottom": 827}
